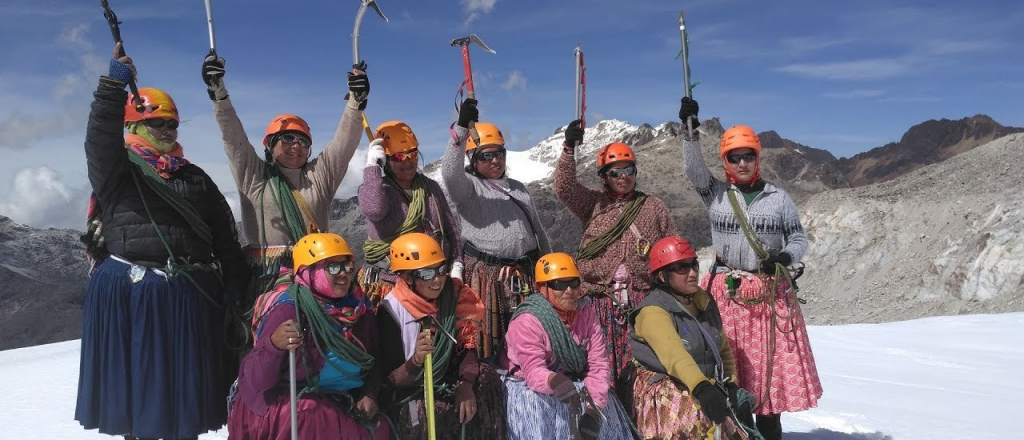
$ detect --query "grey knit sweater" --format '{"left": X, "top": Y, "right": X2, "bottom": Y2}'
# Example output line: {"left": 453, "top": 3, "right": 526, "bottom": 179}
{"left": 682, "top": 135, "right": 807, "bottom": 271}
{"left": 440, "top": 125, "right": 551, "bottom": 259}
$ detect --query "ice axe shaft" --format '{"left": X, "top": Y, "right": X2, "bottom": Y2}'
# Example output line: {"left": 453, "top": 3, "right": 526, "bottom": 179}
{"left": 678, "top": 11, "right": 695, "bottom": 136}
{"left": 352, "top": 0, "right": 388, "bottom": 142}
{"left": 574, "top": 44, "right": 582, "bottom": 122}
{"left": 450, "top": 34, "right": 496, "bottom": 144}
{"left": 203, "top": 0, "right": 217, "bottom": 52}
{"left": 99, "top": 0, "right": 143, "bottom": 112}
{"left": 288, "top": 309, "right": 303, "bottom": 440}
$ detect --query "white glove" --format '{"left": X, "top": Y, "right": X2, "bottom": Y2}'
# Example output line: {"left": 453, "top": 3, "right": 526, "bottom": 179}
{"left": 365, "top": 138, "right": 386, "bottom": 168}
{"left": 450, "top": 261, "right": 464, "bottom": 281}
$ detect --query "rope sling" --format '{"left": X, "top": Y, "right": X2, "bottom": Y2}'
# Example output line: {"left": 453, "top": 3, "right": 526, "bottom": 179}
{"left": 511, "top": 294, "right": 589, "bottom": 378}
{"left": 362, "top": 174, "right": 433, "bottom": 263}
{"left": 576, "top": 194, "right": 648, "bottom": 261}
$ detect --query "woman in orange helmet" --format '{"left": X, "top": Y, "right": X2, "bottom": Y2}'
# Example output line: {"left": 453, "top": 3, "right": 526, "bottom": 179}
{"left": 679, "top": 97, "right": 822, "bottom": 440}
{"left": 440, "top": 99, "right": 551, "bottom": 361}
{"left": 356, "top": 121, "right": 463, "bottom": 308}
{"left": 227, "top": 233, "right": 388, "bottom": 440}
{"left": 376, "top": 233, "right": 506, "bottom": 439}
{"left": 200, "top": 53, "right": 370, "bottom": 305}
{"left": 554, "top": 119, "right": 677, "bottom": 399}
{"left": 75, "top": 44, "right": 249, "bottom": 440}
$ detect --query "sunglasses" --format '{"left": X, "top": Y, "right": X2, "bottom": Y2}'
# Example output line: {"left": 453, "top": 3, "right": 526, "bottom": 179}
{"left": 411, "top": 264, "right": 448, "bottom": 281}
{"left": 604, "top": 164, "right": 637, "bottom": 179}
{"left": 546, "top": 278, "right": 582, "bottom": 291}
{"left": 389, "top": 150, "right": 419, "bottom": 162}
{"left": 476, "top": 149, "right": 507, "bottom": 162}
{"left": 726, "top": 153, "right": 758, "bottom": 164}
{"left": 279, "top": 133, "right": 312, "bottom": 149}
{"left": 325, "top": 260, "right": 355, "bottom": 275}
{"left": 665, "top": 260, "right": 699, "bottom": 274}
{"left": 144, "top": 118, "right": 179, "bottom": 130}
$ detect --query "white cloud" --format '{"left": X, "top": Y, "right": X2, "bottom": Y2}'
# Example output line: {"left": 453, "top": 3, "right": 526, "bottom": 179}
{"left": 780, "top": 36, "right": 856, "bottom": 54}
{"left": 500, "top": 70, "right": 527, "bottom": 92}
{"left": 823, "top": 89, "right": 886, "bottom": 99}
{"left": 775, "top": 58, "right": 914, "bottom": 81}
{"left": 0, "top": 166, "right": 89, "bottom": 230}
{"left": 461, "top": 0, "right": 498, "bottom": 27}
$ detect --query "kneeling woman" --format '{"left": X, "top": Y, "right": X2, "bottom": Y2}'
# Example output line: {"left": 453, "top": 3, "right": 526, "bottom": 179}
{"left": 503, "top": 253, "right": 634, "bottom": 440}
{"left": 629, "top": 237, "right": 754, "bottom": 440}
{"left": 377, "top": 232, "right": 506, "bottom": 439}
{"left": 228, "top": 233, "right": 388, "bottom": 440}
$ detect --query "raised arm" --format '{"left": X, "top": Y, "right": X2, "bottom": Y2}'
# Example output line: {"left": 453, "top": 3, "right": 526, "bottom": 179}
{"left": 357, "top": 160, "right": 390, "bottom": 222}
{"left": 440, "top": 124, "right": 475, "bottom": 205}
{"left": 85, "top": 77, "right": 131, "bottom": 202}
{"left": 309, "top": 65, "right": 370, "bottom": 194}
{"left": 212, "top": 98, "right": 265, "bottom": 195}
{"left": 554, "top": 151, "right": 603, "bottom": 222}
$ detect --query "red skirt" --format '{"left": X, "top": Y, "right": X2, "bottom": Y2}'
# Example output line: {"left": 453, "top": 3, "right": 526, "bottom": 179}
{"left": 701, "top": 272, "right": 822, "bottom": 415}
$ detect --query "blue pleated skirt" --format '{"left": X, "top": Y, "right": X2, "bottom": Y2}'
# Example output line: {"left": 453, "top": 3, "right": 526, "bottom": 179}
{"left": 503, "top": 377, "right": 635, "bottom": 440}
{"left": 75, "top": 258, "right": 228, "bottom": 439}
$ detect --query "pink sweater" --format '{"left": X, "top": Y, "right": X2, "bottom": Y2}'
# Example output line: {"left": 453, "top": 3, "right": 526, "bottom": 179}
{"left": 503, "top": 304, "right": 611, "bottom": 408}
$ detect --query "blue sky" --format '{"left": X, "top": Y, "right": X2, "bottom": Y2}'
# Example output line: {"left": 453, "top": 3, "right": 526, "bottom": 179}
{"left": 1, "top": 0, "right": 1022, "bottom": 229}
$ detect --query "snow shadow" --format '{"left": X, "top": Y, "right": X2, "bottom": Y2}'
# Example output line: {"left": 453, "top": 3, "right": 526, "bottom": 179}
{"left": 786, "top": 429, "right": 893, "bottom": 440}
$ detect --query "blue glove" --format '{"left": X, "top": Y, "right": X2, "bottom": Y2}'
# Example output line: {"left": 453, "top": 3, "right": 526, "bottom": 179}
{"left": 108, "top": 59, "right": 133, "bottom": 85}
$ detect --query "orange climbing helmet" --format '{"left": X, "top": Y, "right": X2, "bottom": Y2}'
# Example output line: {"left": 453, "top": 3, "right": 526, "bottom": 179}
{"left": 719, "top": 125, "right": 761, "bottom": 157}
{"left": 389, "top": 232, "right": 445, "bottom": 272}
{"left": 535, "top": 252, "right": 582, "bottom": 283}
{"left": 466, "top": 122, "right": 505, "bottom": 151}
{"left": 596, "top": 142, "right": 636, "bottom": 169}
{"left": 264, "top": 114, "right": 312, "bottom": 147}
{"left": 124, "top": 88, "right": 179, "bottom": 125}
{"left": 375, "top": 121, "right": 419, "bottom": 155}
{"left": 292, "top": 233, "right": 354, "bottom": 273}
{"left": 648, "top": 236, "right": 698, "bottom": 274}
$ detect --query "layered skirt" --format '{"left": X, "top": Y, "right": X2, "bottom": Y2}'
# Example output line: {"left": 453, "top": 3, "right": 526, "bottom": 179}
{"left": 503, "top": 377, "right": 634, "bottom": 440}
{"left": 701, "top": 272, "right": 822, "bottom": 415}
{"left": 632, "top": 368, "right": 747, "bottom": 440}
{"left": 75, "top": 258, "right": 228, "bottom": 438}
{"left": 227, "top": 392, "right": 389, "bottom": 440}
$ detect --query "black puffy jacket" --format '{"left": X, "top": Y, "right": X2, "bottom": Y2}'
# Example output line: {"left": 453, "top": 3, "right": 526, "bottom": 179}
{"left": 85, "top": 78, "right": 249, "bottom": 300}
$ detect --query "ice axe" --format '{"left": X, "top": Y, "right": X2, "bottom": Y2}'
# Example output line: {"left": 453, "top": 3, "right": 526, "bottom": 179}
{"left": 99, "top": 0, "right": 143, "bottom": 112}
{"left": 409, "top": 315, "right": 457, "bottom": 440}
{"left": 450, "top": 34, "right": 496, "bottom": 146}
{"left": 288, "top": 305, "right": 303, "bottom": 440}
{"left": 203, "top": 0, "right": 217, "bottom": 53}
{"left": 677, "top": 11, "right": 698, "bottom": 136}
{"left": 352, "top": 0, "right": 388, "bottom": 141}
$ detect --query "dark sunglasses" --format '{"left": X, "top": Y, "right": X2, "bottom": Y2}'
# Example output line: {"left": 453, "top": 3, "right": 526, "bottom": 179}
{"left": 389, "top": 150, "right": 419, "bottom": 162}
{"left": 665, "top": 260, "right": 699, "bottom": 274}
{"left": 143, "top": 118, "right": 179, "bottom": 130}
{"left": 279, "top": 133, "right": 312, "bottom": 148}
{"left": 604, "top": 164, "right": 637, "bottom": 179}
{"left": 726, "top": 153, "right": 758, "bottom": 164}
{"left": 325, "top": 260, "right": 355, "bottom": 275}
{"left": 546, "top": 278, "right": 582, "bottom": 291}
{"left": 476, "top": 149, "right": 507, "bottom": 162}
{"left": 411, "top": 264, "right": 448, "bottom": 281}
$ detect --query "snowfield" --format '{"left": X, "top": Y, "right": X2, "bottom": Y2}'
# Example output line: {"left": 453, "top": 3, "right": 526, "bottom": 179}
{"left": 1, "top": 313, "right": 1019, "bottom": 440}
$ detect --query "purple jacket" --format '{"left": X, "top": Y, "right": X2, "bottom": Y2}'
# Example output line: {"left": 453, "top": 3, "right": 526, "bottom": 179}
{"left": 357, "top": 167, "right": 463, "bottom": 265}
{"left": 236, "top": 302, "right": 380, "bottom": 417}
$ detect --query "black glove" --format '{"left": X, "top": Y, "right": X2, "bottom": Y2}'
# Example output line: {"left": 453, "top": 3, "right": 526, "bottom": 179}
{"left": 727, "top": 382, "right": 755, "bottom": 429}
{"left": 692, "top": 381, "right": 728, "bottom": 425}
{"left": 345, "top": 61, "right": 369, "bottom": 110}
{"left": 578, "top": 390, "right": 603, "bottom": 440}
{"left": 679, "top": 96, "right": 700, "bottom": 128}
{"left": 457, "top": 98, "right": 479, "bottom": 129}
{"left": 760, "top": 252, "right": 793, "bottom": 274}
{"left": 564, "top": 119, "right": 584, "bottom": 150}
{"left": 549, "top": 373, "right": 580, "bottom": 405}
{"left": 80, "top": 220, "right": 109, "bottom": 262}
{"left": 202, "top": 50, "right": 228, "bottom": 101}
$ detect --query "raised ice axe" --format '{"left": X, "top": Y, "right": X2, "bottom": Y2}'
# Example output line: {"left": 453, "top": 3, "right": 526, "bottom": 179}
{"left": 450, "top": 34, "right": 496, "bottom": 145}
{"left": 352, "top": 0, "right": 389, "bottom": 141}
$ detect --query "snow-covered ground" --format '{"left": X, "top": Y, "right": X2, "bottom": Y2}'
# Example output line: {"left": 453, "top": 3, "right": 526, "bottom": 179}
{"left": 2, "top": 313, "right": 1020, "bottom": 440}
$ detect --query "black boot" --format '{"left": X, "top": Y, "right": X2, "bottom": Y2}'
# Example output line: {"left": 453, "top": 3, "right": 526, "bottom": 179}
{"left": 756, "top": 413, "right": 782, "bottom": 440}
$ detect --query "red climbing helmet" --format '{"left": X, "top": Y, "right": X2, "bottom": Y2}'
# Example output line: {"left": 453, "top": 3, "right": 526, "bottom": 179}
{"left": 648, "top": 236, "right": 697, "bottom": 274}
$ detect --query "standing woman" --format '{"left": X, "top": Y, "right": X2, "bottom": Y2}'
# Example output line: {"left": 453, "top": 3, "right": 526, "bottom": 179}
{"left": 503, "top": 253, "right": 634, "bottom": 440}
{"left": 201, "top": 54, "right": 368, "bottom": 300}
{"left": 357, "top": 121, "right": 463, "bottom": 307}
{"left": 76, "top": 44, "right": 249, "bottom": 440}
{"left": 227, "top": 233, "right": 388, "bottom": 440}
{"left": 679, "top": 97, "right": 822, "bottom": 440}
{"left": 629, "top": 236, "right": 752, "bottom": 440}
{"left": 441, "top": 99, "right": 551, "bottom": 360}
{"left": 377, "top": 233, "right": 507, "bottom": 440}
{"left": 554, "top": 119, "right": 677, "bottom": 389}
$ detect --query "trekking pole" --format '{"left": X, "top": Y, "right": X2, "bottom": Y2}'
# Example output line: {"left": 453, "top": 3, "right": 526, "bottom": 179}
{"left": 288, "top": 308, "right": 302, "bottom": 440}
{"left": 203, "top": 0, "right": 217, "bottom": 53}
{"left": 423, "top": 327, "right": 436, "bottom": 440}
{"left": 678, "top": 11, "right": 695, "bottom": 136}
{"left": 352, "top": 0, "right": 388, "bottom": 142}
{"left": 450, "top": 34, "right": 496, "bottom": 146}
{"left": 99, "top": 0, "right": 143, "bottom": 112}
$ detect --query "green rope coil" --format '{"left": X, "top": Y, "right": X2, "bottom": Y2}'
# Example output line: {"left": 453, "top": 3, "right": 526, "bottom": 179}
{"left": 363, "top": 174, "right": 429, "bottom": 263}
{"left": 577, "top": 194, "right": 647, "bottom": 261}
{"left": 512, "top": 294, "right": 588, "bottom": 377}
{"left": 288, "top": 283, "right": 375, "bottom": 391}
